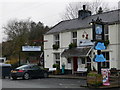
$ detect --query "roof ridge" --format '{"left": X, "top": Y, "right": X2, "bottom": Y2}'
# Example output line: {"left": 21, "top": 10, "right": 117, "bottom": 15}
{"left": 45, "top": 9, "right": 120, "bottom": 35}
{"left": 61, "top": 9, "right": 120, "bottom": 22}
{"left": 91, "top": 9, "right": 120, "bottom": 17}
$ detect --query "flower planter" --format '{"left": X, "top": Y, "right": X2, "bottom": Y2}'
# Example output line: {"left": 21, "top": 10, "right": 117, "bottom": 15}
{"left": 53, "top": 64, "right": 60, "bottom": 75}
{"left": 53, "top": 69, "right": 60, "bottom": 75}
{"left": 87, "top": 72, "right": 103, "bottom": 87}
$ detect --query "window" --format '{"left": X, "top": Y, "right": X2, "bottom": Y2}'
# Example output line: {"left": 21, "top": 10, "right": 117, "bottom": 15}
{"left": 54, "top": 34, "right": 60, "bottom": 46}
{"left": 101, "top": 52, "right": 110, "bottom": 68}
{"left": 72, "top": 32, "right": 77, "bottom": 45}
{"left": 81, "top": 57, "right": 85, "bottom": 64}
{"left": 54, "top": 53, "right": 60, "bottom": 65}
{"left": 104, "top": 25, "right": 109, "bottom": 40}
{"left": 32, "top": 65, "right": 41, "bottom": 70}
{"left": 67, "top": 58, "right": 71, "bottom": 63}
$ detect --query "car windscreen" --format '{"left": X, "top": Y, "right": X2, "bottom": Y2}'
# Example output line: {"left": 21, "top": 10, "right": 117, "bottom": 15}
{"left": 16, "top": 65, "right": 31, "bottom": 70}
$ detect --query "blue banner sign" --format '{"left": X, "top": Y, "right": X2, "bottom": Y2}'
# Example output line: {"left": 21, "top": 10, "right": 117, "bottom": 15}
{"left": 95, "top": 42, "right": 106, "bottom": 50}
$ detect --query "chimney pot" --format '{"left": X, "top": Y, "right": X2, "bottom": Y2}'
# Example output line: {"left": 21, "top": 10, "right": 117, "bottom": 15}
{"left": 83, "top": 5, "right": 86, "bottom": 10}
{"left": 98, "top": 7, "right": 103, "bottom": 14}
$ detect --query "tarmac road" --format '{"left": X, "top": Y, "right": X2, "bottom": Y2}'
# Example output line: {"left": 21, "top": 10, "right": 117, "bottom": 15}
{"left": 2, "top": 78, "right": 120, "bottom": 90}
{"left": 2, "top": 78, "right": 86, "bottom": 88}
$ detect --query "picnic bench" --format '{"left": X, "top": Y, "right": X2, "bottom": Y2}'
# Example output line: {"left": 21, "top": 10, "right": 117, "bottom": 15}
{"left": 74, "top": 68, "right": 87, "bottom": 76}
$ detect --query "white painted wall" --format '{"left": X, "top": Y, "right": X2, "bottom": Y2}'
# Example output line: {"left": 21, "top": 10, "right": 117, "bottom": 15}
{"left": 77, "top": 28, "right": 92, "bottom": 45}
{"left": 117, "top": 24, "right": 120, "bottom": 69}
{"left": 44, "top": 35, "right": 53, "bottom": 49}
{"left": 44, "top": 35, "right": 54, "bottom": 68}
{"left": 109, "top": 24, "right": 119, "bottom": 69}
{"left": 60, "top": 32, "right": 71, "bottom": 48}
{"left": 44, "top": 49, "right": 54, "bottom": 68}
{"left": 109, "top": 25, "right": 118, "bottom": 44}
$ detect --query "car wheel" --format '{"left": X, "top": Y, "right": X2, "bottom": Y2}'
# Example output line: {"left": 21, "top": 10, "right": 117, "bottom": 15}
{"left": 23, "top": 73, "right": 30, "bottom": 80}
{"left": 43, "top": 72, "right": 48, "bottom": 78}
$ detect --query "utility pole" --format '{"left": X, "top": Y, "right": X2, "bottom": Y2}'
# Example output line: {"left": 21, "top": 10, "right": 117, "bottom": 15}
{"left": 18, "top": 50, "right": 21, "bottom": 66}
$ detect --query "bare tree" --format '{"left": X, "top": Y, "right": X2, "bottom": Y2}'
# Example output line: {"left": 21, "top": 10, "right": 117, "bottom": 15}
{"left": 2, "top": 18, "right": 50, "bottom": 61}
{"left": 61, "top": 0, "right": 116, "bottom": 20}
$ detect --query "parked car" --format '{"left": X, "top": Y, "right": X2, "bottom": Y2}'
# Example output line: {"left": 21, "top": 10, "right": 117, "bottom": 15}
{"left": 10, "top": 64, "right": 48, "bottom": 80}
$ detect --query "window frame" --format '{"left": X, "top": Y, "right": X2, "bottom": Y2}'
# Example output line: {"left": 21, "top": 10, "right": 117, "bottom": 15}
{"left": 54, "top": 34, "right": 60, "bottom": 46}
{"left": 101, "top": 52, "right": 110, "bottom": 68}
{"left": 104, "top": 25, "right": 109, "bottom": 41}
{"left": 54, "top": 53, "right": 60, "bottom": 64}
{"left": 72, "top": 31, "right": 77, "bottom": 45}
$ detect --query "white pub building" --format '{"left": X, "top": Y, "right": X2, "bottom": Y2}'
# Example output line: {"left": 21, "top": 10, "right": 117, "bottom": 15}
{"left": 44, "top": 6, "right": 120, "bottom": 74}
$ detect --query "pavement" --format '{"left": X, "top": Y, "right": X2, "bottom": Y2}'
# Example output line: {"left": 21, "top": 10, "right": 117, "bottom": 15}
{"left": 49, "top": 74, "right": 87, "bottom": 80}
{"left": 49, "top": 74, "right": 120, "bottom": 89}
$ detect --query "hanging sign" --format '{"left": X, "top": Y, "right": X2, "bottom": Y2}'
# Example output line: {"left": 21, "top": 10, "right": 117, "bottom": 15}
{"left": 94, "top": 54, "right": 106, "bottom": 62}
{"left": 95, "top": 42, "right": 106, "bottom": 50}
{"left": 93, "top": 23, "right": 104, "bottom": 41}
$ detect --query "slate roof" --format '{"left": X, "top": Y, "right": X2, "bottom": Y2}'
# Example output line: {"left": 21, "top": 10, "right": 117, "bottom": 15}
{"left": 46, "top": 9, "right": 120, "bottom": 35}
{"left": 61, "top": 46, "right": 92, "bottom": 57}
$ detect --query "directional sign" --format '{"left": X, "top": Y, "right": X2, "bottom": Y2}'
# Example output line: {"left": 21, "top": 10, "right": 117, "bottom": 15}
{"left": 95, "top": 42, "right": 106, "bottom": 50}
{"left": 94, "top": 54, "right": 106, "bottom": 62}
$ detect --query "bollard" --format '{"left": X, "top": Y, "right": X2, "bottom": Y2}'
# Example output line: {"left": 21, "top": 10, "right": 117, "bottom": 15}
{"left": 62, "top": 64, "right": 65, "bottom": 74}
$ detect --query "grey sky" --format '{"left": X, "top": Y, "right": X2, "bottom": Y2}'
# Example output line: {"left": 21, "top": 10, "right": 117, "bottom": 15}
{"left": 0, "top": 0, "right": 119, "bottom": 42}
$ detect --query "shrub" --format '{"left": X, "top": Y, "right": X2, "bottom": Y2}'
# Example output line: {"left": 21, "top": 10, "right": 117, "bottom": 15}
{"left": 104, "top": 40, "right": 110, "bottom": 47}
{"left": 53, "top": 64, "right": 60, "bottom": 69}
{"left": 69, "top": 43, "right": 77, "bottom": 49}
{"left": 52, "top": 44, "right": 59, "bottom": 50}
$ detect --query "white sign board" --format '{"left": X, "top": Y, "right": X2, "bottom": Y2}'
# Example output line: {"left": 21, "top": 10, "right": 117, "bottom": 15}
{"left": 79, "top": 40, "right": 95, "bottom": 46}
{"left": 22, "top": 46, "right": 41, "bottom": 51}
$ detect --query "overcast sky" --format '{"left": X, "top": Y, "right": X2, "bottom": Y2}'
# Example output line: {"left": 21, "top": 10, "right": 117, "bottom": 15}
{"left": 0, "top": 0, "right": 120, "bottom": 42}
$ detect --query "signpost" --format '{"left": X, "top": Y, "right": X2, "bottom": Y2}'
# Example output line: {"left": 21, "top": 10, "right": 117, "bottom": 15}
{"left": 92, "top": 18, "right": 111, "bottom": 86}
{"left": 92, "top": 17, "right": 106, "bottom": 75}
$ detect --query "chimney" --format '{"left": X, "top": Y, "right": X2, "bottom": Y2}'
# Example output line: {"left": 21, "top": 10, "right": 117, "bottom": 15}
{"left": 78, "top": 5, "right": 91, "bottom": 19}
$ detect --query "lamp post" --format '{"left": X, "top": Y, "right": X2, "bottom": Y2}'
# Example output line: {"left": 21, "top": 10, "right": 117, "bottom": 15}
{"left": 18, "top": 46, "right": 22, "bottom": 66}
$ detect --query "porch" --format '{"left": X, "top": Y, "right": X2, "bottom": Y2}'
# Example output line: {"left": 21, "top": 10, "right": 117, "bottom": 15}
{"left": 61, "top": 46, "right": 94, "bottom": 75}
